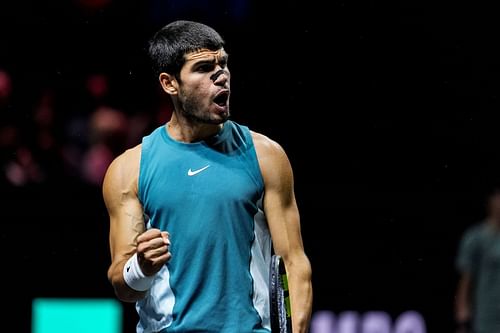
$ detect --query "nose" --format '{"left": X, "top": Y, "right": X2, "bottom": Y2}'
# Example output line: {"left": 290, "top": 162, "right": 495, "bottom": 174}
{"left": 211, "top": 68, "right": 229, "bottom": 85}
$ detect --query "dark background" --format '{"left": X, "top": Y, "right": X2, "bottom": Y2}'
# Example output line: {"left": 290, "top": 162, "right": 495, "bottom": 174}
{"left": 2, "top": 0, "right": 499, "bottom": 332}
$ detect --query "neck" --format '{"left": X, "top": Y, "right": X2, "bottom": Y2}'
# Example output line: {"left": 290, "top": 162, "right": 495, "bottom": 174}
{"left": 166, "top": 116, "right": 223, "bottom": 143}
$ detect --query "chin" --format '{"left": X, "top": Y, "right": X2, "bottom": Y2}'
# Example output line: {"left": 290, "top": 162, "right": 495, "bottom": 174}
{"left": 211, "top": 117, "right": 229, "bottom": 125}
{"left": 212, "top": 111, "right": 230, "bottom": 124}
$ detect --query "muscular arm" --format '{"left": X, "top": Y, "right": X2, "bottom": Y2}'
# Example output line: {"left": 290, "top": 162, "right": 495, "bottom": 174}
{"left": 103, "top": 145, "right": 148, "bottom": 302}
{"left": 103, "top": 145, "right": 171, "bottom": 304}
{"left": 253, "top": 132, "right": 313, "bottom": 333}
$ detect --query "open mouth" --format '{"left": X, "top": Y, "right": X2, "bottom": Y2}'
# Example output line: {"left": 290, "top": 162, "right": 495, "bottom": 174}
{"left": 213, "top": 91, "right": 229, "bottom": 106}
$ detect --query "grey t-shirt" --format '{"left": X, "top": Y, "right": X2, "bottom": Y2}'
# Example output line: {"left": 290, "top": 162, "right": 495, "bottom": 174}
{"left": 456, "top": 222, "right": 500, "bottom": 333}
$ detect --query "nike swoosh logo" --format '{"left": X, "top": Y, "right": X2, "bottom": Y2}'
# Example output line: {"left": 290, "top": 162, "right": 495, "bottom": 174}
{"left": 187, "top": 165, "right": 210, "bottom": 176}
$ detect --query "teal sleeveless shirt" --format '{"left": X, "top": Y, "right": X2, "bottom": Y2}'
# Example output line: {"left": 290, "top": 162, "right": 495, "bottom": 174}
{"left": 137, "top": 120, "right": 272, "bottom": 333}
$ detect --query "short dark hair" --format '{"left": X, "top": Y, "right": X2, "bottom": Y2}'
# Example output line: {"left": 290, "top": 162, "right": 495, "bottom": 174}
{"left": 148, "top": 20, "right": 225, "bottom": 79}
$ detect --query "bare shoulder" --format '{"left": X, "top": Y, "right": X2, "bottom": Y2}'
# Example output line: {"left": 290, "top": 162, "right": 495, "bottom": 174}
{"left": 250, "top": 131, "right": 287, "bottom": 159}
{"left": 102, "top": 144, "right": 142, "bottom": 196}
{"left": 250, "top": 130, "right": 292, "bottom": 178}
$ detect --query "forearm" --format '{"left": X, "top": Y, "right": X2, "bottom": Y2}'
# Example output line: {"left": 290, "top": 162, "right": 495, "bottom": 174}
{"left": 455, "top": 294, "right": 470, "bottom": 320}
{"left": 455, "top": 275, "right": 471, "bottom": 324}
{"left": 108, "top": 258, "right": 147, "bottom": 303}
{"left": 287, "top": 256, "right": 313, "bottom": 333}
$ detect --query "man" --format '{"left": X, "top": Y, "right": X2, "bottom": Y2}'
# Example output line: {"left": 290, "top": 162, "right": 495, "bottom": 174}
{"left": 103, "top": 20, "right": 313, "bottom": 333}
{"left": 455, "top": 187, "right": 500, "bottom": 333}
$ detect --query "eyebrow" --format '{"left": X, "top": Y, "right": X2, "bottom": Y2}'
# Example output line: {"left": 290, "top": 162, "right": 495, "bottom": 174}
{"left": 196, "top": 55, "right": 228, "bottom": 64}
{"left": 186, "top": 50, "right": 228, "bottom": 65}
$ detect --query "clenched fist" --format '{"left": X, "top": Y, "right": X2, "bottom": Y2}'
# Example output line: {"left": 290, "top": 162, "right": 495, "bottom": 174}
{"left": 136, "top": 228, "right": 171, "bottom": 276}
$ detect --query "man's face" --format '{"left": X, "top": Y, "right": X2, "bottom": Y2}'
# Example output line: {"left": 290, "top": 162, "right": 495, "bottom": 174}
{"left": 176, "top": 48, "right": 231, "bottom": 124}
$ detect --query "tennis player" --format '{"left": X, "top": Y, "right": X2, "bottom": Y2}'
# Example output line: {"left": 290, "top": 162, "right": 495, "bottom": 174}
{"left": 103, "top": 20, "right": 313, "bottom": 333}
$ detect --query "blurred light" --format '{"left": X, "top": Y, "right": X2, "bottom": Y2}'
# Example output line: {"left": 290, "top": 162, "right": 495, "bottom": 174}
{"left": 310, "top": 310, "right": 427, "bottom": 333}
{"left": 0, "top": 69, "right": 12, "bottom": 100}
{"left": 32, "top": 298, "right": 122, "bottom": 333}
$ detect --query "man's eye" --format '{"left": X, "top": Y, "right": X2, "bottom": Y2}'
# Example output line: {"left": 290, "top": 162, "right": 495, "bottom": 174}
{"left": 197, "top": 64, "right": 213, "bottom": 72}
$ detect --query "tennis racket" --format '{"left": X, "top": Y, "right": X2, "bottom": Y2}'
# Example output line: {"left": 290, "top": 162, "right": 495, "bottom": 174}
{"left": 270, "top": 254, "right": 292, "bottom": 333}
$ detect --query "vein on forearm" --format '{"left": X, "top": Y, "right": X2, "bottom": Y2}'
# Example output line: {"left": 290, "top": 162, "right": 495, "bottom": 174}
{"left": 124, "top": 210, "right": 144, "bottom": 246}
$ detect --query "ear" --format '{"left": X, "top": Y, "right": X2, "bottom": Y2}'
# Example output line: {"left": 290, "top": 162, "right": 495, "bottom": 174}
{"left": 159, "top": 73, "right": 178, "bottom": 95}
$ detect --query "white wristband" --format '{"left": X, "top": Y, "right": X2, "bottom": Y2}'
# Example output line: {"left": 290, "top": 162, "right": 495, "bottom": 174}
{"left": 123, "top": 253, "right": 155, "bottom": 291}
